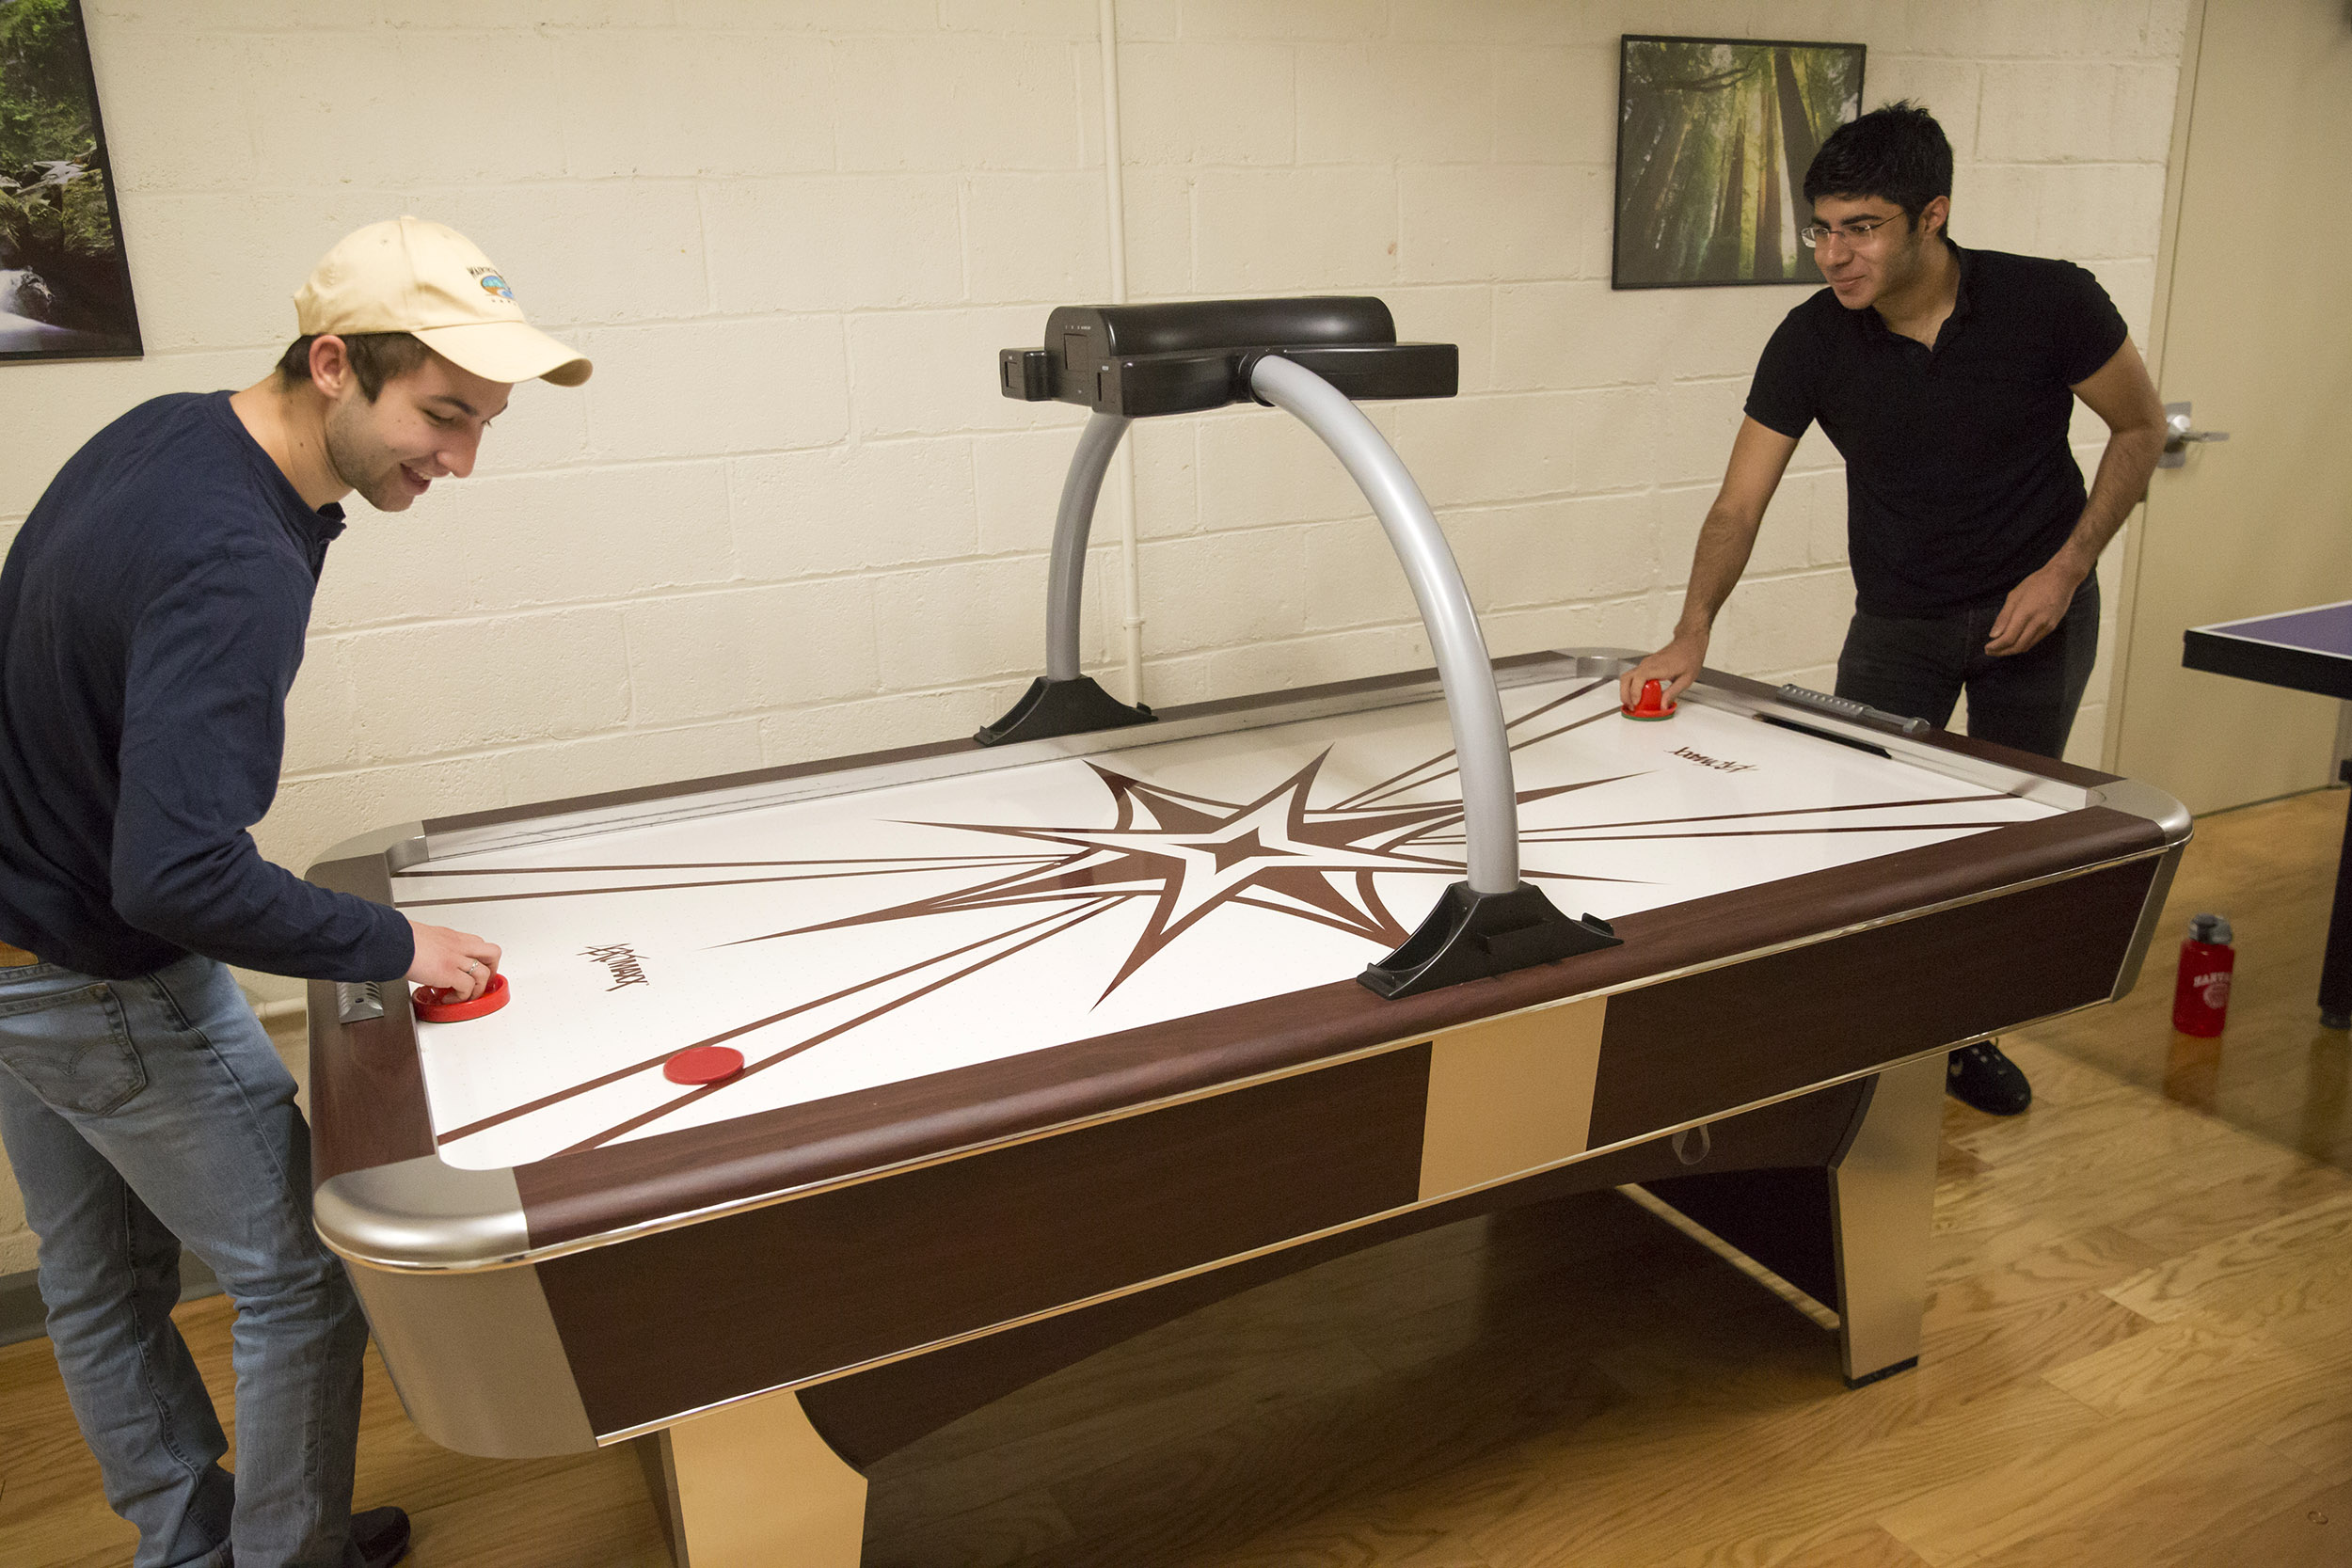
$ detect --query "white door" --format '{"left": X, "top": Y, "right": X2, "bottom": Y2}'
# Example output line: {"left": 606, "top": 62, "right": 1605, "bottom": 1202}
{"left": 2109, "top": 0, "right": 2352, "bottom": 812}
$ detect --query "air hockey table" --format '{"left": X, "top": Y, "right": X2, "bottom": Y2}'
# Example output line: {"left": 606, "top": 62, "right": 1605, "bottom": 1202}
{"left": 304, "top": 301, "right": 2192, "bottom": 1568}
{"left": 2183, "top": 598, "right": 2352, "bottom": 1029}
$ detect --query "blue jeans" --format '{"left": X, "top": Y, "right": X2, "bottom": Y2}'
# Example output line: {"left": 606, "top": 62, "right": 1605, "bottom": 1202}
{"left": 1834, "top": 578, "right": 2101, "bottom": 760}
{"left": 0, "top": 951, "right": 367, "bottom": 1568}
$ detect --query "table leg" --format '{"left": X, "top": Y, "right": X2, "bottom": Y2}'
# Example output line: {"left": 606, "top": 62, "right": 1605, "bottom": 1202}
{"left": 1828, "top": 1053, "right": 1945, "bottom": 1387}
{"left": 2321, "top": 758, "right": 2352, "bottom": 1031}
{"left": 646, "top": 1389, "right": 870, "bottom": 1568}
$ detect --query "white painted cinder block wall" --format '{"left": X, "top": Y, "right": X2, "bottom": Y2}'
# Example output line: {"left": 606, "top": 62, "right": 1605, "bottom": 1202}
{"left": 0, "top": 0, "right": 2186, "bottom": 1276}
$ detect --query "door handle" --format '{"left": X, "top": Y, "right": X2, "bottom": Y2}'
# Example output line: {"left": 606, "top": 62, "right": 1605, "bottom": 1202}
{"left": 2159, "top": 401, "right": 2230, "bottom": 467}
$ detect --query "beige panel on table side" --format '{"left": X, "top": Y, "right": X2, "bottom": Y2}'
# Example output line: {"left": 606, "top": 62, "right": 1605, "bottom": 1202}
{"left": 656, "top": 1388, "right": 868, "bottom": 1568}
{"left": 1417, "top": 996, "right": 1606, "bottom": 1204}
{"left": 348, "top": 1259, "right": 595, "bottom": 1459}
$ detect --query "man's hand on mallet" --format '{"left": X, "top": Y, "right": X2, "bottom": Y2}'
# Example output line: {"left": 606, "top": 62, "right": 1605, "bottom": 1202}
{"left": 406, "top": 919, "right": 501, "bottom": 1001}
{"left": 1620, "top": 630, "right": 1710, "bottom": 711}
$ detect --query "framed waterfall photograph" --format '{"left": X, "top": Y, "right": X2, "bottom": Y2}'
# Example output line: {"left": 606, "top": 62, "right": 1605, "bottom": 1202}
{"left": 1613, "top": 34, "right": 1866, "bottom": 290}
{"left": 0, "top": 0, "right": 142, "bottom": 361}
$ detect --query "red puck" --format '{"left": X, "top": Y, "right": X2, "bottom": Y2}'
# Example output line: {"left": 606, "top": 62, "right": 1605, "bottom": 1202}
{"left": 663, "top": 1044, "right": 745, "bottom": 1085}
{"left": 411, "top": 971, "right": 509, "bottom": 1023}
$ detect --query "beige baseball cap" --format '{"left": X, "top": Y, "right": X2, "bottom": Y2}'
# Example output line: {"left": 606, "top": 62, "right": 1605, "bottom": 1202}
{"left": 294, "top": 215, "right": 591, "bottom": 388}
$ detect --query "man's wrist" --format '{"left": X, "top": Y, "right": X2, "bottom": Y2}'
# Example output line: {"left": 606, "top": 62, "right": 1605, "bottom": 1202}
{"left": 2040, "top": 542, "right": 2098, "bottom": 589}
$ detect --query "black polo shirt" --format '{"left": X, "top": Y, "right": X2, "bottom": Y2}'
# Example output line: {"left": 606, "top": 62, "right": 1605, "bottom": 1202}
{"left": 1744, "top": 241, "right": 2127, "bottom": 617}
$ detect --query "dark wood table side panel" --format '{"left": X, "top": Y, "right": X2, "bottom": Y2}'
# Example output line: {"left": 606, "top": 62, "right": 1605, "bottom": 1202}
{"left": 303, "top": 855, "right": 436, "bottom": 1185}
{"left": 1587, "top": 855, "right": 2159, "bottom": 1146}
{"left": 1597, "top": 809, "right": 2158, "bottom": 986}
{"left": 535, "top": 1047, "right": 1431, "bottom": 1438}
{"left": 514, "top": 808, "right": 2164, "bottom": 1246}
{"left": 801, "top": 1077, "right": 1870, "bottom": 1467}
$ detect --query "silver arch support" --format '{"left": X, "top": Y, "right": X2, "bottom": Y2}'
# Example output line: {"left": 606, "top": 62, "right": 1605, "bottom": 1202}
{"left": 1045, "top": 411, "right": 1131, "bottom": 682}
{"left": 1247, "top": 353, "right": 1519, "bottom": 895}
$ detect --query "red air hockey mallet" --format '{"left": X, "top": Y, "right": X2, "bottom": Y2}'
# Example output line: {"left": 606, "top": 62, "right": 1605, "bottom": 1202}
{"left": 411, "top": 971, "right": 510, "bottom": 1023}
{"left": 1622, "top": 678, "right": 1677, "bottom": 721}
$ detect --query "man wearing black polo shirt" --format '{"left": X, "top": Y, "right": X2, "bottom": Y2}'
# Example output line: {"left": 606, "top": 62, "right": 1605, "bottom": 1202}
{"left": 1622, "top": 103, "right": 2168, "bottom": 1115}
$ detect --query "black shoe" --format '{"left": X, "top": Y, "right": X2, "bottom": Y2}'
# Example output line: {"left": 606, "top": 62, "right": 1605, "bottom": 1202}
{"left": 215, "top": 1509, "right": 409, "bottom": 1568}
{"left": 352, "top": 1507, "right": 412, "bottom": 1568}
{"left": 1947, "top": 1040, "right": 2031, "bottom": 1116}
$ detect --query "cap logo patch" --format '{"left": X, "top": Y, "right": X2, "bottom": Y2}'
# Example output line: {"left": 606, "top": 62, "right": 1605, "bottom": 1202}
{"left": 471, "top": 268, "right": 515, "bottom": 302}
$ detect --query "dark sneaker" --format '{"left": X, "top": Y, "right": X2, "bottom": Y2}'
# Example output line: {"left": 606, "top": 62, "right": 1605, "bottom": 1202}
{"left": 352, "top": 1507, "right": 412, "bottom": 1568}
{"left": 1947, "top": 1039, "right": 2031, "bottom": 1116}
{"left": 216, "top": 1509, "right": 409, "bottom": 1568}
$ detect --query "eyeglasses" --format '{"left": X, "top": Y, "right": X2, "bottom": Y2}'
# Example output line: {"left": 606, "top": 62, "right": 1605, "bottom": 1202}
{"left": 1799, "top": 214, "right": 1903, "bottom": 249}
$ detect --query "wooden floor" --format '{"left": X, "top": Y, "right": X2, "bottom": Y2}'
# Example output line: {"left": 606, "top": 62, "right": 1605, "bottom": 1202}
{"left": 2027, "top": 784, "right": 2350, "bottom": 1171}
{"left": 3, "top": 789, "right": 2346, "bottom": 1568}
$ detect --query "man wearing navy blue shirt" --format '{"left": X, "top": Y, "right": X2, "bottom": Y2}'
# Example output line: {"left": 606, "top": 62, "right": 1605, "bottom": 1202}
{"left": 0, "top": 217, "right": 589, "bottom": 1568}
{"left": 1623, "top": 103, "right": 2168, "bottom": 1116}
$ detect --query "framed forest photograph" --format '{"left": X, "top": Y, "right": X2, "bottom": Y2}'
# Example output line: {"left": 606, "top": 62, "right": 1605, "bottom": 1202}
{"left": 1613, "top": 35, "right": 1865, "bottom": 291}
{"left": 0, "top": 0, "right": 140, "bottom": 361}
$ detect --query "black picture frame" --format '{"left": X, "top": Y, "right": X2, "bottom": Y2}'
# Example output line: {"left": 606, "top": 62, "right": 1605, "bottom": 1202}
{"left": 0, "top": 0, "right": 142, "bottom": 362}
{"left": 1613, "top": 34, "right": 1866, "bottom": 291}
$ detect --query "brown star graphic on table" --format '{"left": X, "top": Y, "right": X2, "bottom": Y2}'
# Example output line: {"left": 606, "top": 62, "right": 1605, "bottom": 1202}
{"left": 735, "top": 747, "right": 1636, "bottom": 1000}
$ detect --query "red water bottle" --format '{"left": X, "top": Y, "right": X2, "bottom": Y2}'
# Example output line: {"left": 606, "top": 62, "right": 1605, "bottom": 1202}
{"left": 2171, "top": 912, "right": 2234, "bottom": 1037}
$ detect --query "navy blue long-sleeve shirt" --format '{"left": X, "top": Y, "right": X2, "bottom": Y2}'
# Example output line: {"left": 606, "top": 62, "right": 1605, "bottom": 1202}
{"left": 0, "top": 391, "right": 414, "bottom": 982}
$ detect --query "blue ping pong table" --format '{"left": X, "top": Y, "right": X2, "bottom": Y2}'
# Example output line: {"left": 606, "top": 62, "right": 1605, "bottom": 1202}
{"left": 2183, "top": 600, "right": 2352, "bottom": 1030}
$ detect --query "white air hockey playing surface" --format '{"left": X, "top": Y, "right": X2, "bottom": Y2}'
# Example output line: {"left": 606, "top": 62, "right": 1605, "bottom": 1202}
{"left": 390, "top": 669, "right": 2060, "bottom": 1171}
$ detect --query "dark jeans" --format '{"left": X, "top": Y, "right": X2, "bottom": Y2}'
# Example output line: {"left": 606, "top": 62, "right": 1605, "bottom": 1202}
{"left": 1836, "top": 578, "right": 2100, "bottom": 1087}
{"left": 1834, "top": 578, "right": 2101, "bottom": 761}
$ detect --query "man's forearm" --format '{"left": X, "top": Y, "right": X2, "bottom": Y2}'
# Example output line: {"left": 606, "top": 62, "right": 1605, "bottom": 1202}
{"left": 2050, "top": 423, "right": 2165, "bottom": 581}
{"left": 1671, "top": 500, "right": 1767, "bottom": 639}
